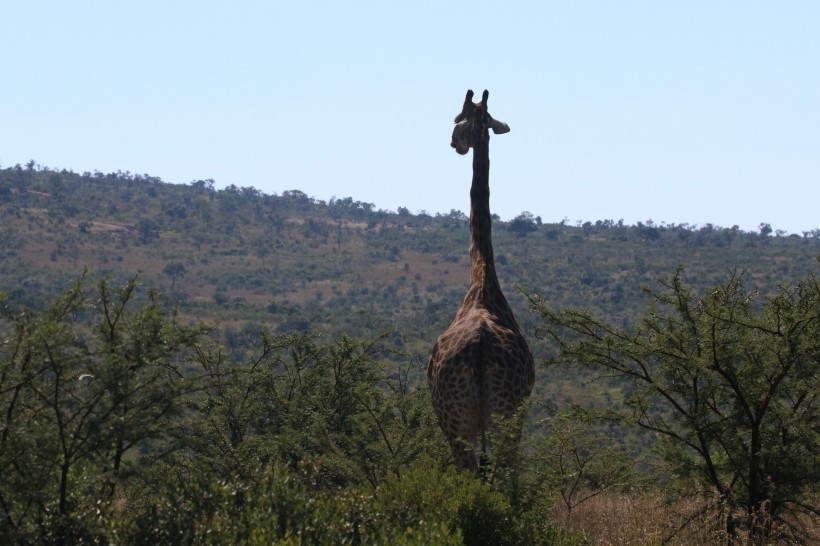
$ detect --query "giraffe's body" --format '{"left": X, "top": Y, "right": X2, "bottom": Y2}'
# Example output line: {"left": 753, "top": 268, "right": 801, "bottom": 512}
{"left": 428, "top": 90, "right": 535, "bottom": 471}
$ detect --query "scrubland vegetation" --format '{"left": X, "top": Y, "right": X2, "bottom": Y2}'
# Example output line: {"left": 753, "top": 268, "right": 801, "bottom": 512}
{"left": 2, "top": 163, "right": 819, "bottom": 544}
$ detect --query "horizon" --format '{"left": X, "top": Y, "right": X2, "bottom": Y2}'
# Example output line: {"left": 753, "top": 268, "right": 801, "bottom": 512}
{"left": 3, "top": 160, "right": 808, "bottom": 236}
{"left": 2, "top": 2, "right": 818, "bottom": 235}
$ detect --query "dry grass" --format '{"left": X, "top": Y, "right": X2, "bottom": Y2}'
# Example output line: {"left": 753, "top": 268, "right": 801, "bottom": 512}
{"left": 549, "top": 491, "right": 820, "bottom": 546}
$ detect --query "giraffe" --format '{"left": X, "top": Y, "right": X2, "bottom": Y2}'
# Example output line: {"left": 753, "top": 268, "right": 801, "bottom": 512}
{"left": 428, "top": 89, "right": 535, "bottom": 471}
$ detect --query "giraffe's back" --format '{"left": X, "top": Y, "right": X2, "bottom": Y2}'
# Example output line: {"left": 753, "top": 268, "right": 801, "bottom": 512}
{"left": 428, "top": 307, "right": 534, "bottom": 444}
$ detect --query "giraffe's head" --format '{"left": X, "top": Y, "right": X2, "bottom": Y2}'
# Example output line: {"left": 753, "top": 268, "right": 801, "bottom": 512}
{"left": 450, "top": 89, "right": 510, "bottom": 155}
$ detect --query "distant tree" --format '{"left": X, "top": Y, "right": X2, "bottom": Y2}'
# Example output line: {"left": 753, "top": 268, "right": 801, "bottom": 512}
{"left": 137, "top": 218, "right": 160, "bottom": 243}
{"left": 635, "top": 221, "right": 661, "bottom": 241}
{"left": 48, "top": 174, "right": 64, "bottom": 197}
{"left": 726, "top": 225, "right": 740, "bottom": 246}
{"left": 446, "top": 209, "right": 467, "bottom": 222}
{"left": 163, "top": 262, "right": 186, "bottom": 296}
{"left": 508, "top": 211, "right": 538, "bottom": 237}
{"left": 165, "top": 204, "right": 187, "bottom": 220}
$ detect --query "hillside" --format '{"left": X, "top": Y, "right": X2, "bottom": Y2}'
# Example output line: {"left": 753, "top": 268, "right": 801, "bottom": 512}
{"left": 3, "top": 163, "right": 820, "bottom": 543}
{"left": 2, "top": 162, "right": 820, "bottom": 370}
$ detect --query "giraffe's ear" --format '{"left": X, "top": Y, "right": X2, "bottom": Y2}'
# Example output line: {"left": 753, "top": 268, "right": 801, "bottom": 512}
{"left": 489, "top": 116, "right": 510, "bottom": 135}
{"left": 451, "top": 120, "right": 471, "bottom": 154}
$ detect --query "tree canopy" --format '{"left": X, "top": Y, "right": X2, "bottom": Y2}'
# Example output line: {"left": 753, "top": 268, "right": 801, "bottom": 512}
{"left": 530, "top": 267, "right": 820, "bottom": 542}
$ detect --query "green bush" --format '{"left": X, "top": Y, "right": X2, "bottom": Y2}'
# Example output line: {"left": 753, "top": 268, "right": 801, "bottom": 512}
{"left": 116, "top": 463, "right": 465, "bottom": 546}
{"left": 370, "top": 460, "right": 583, "bottom": 546}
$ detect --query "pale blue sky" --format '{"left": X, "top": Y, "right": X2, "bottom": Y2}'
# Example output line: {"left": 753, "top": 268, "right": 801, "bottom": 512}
{"left": 2, "top": 1, "right": 818, "bottom": 233}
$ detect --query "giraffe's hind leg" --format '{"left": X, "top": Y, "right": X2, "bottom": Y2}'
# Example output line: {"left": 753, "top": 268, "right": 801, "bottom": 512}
{"left": 446, "top": 433, "right": 480, "bottom": 472}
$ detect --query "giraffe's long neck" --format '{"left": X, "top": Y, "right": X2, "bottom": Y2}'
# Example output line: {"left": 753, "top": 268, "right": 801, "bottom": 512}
{"left": 468, "top": 137, "right": 500, "bottom": 290}
{"left": 457, "top": 125, "right": 520, "bottom": 330}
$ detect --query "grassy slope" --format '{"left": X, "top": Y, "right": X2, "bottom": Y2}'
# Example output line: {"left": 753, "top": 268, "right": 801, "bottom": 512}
{"left": 2, "top": 166, "right": 820, "bottom": 406}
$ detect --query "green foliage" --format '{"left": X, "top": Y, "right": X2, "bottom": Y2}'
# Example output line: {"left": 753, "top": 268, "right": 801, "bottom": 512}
{"left": 4, "top": 164, "right": 820, "bottom": 542}
{"left": 362, "top": 458, "right": 584, "bottom": 545}
{"left": 522, "top": 406, "right": 636, "bottom": 521}
{"left": 118, "top": 463, "right": 467, "bottom": 546}
{"left": 508, "top": 211, "right": 538, "bottom": 237}
{"left": 180, "top": 330, "right": 445, "bottom": 489}
{"left": 0, "top": 271, "right": 598, "bottom": 544}
{"left": 125, "top": 459, "right": 580, "bottom": 546}
{"left": 530, "top": 268, "right": 820, "bottom": 542}
{"left": 0, "top": 272, "right": 208, "bottom": 544}
{"left": 372, "top": 461, "right": 519, "bottom": 545}
{"left": 3, "top": 163, "right": 820, "bottom": 365}
{"left": 120, "top": 464, "right": 322, "bottom": 545}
